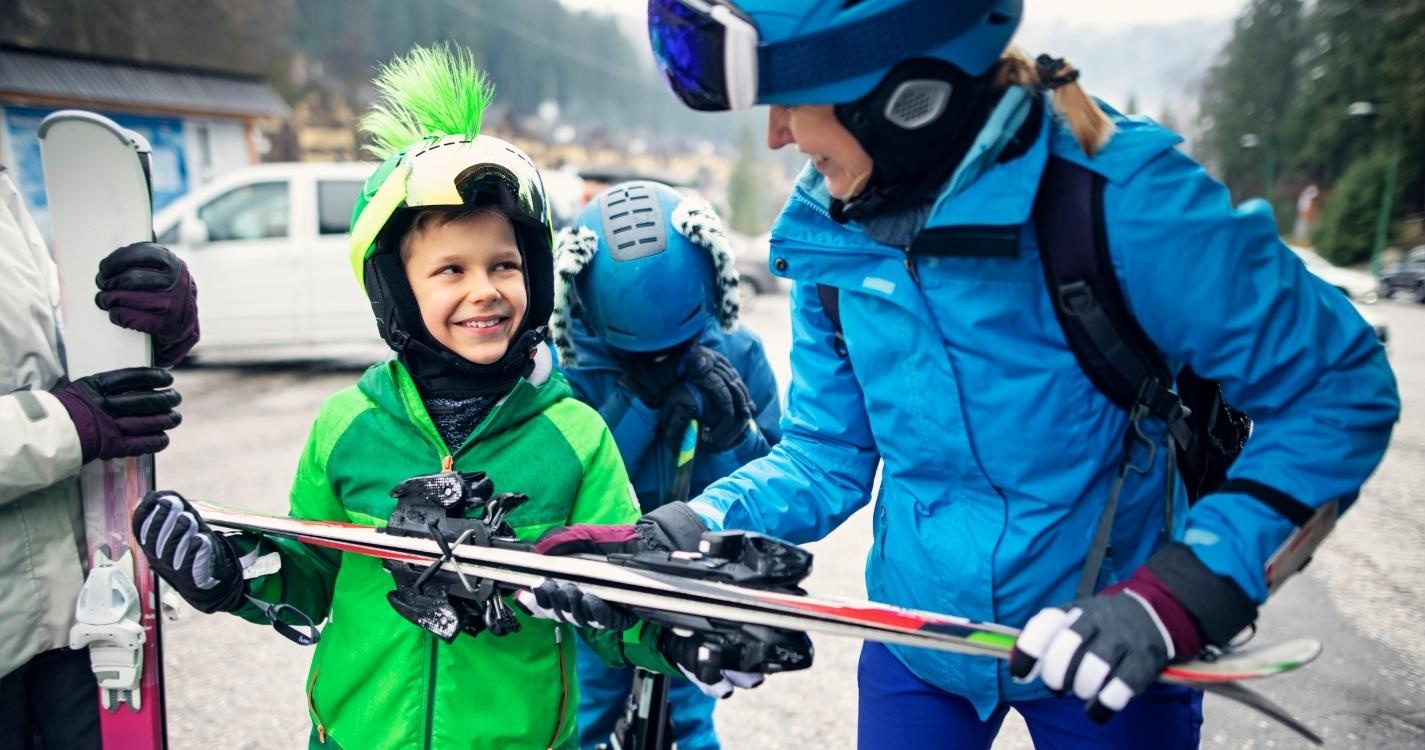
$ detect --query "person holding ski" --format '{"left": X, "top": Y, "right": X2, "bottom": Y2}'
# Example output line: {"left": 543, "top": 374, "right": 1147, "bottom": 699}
{"left": 129, "top": 45, "right": 764, "bottom": 750}
{"left": 534, "top": 1, "right": 1401, "bottom": 747}
{"left": 0, "top": 164, "right": 195, "bottom": 750}
{"left": 549, "top": 180, "right": 782, "bottom": 750}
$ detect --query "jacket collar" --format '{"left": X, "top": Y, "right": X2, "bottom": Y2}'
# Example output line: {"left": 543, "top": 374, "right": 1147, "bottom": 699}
{"left": 360, "top": 353, "right": 568, "bottom": 454}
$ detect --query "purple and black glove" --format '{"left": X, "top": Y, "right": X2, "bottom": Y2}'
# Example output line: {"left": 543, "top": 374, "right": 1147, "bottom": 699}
{"left": 517, "top": 502, "right": 709, "bottom": 626}
{"left": 1009, "top": 543, "right": 1257, "bottom": 722}
{"left": 534, "top": 501, "right": 709, "bottom": 557}
{"left": 51, "top": 367, "right": 182, "bottom": 463}
{"left": 95, "top": 242, "right": 199, "bottom": 368}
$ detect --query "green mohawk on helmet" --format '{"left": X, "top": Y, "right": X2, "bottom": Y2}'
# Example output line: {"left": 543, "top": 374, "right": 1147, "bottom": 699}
{"left": 359, "top": 42, "right": 495, "bottom": 159}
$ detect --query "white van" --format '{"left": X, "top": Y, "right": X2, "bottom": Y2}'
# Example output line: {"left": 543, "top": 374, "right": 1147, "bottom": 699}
{"left": 155, "top": 162, "right": 386, "bottom": 362}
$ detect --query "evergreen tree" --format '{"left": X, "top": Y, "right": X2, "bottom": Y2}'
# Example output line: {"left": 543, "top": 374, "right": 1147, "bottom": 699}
{"left": 1195, "top": 0, "right": 1305, "bottom": 218}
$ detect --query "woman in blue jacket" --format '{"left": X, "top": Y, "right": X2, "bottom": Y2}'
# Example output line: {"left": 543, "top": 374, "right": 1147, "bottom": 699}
{"left": 616, "top": 1, "right": 1400, "bottom": 748}
{"left": 550, "top": 180, "right": 782, "bottom": 750}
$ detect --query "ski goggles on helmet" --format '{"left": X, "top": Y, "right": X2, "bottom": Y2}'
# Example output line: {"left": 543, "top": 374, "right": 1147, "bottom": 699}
{"left": 648, "top": 0, "right": 1003, "bottom": 111}
{"left": 349, "top": 135, "right": 549, "bottom": 284}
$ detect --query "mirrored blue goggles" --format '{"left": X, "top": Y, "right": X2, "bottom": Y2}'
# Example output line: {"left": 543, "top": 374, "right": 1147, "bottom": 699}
{"left": 648, "top": 0, "right": 760, "bottom": 111}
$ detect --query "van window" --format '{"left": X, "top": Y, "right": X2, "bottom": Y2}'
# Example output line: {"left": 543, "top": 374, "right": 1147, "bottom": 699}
{"left": 198, "top": 182, "right": 289, "bottom": 242}
{"left": 318, "top": 180, "right": 363, "bottom": 235}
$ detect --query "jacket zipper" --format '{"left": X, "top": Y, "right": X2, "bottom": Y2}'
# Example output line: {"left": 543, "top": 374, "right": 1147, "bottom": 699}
{"left": 423, "top": 635, "right": 437, "bottom": 750}
{"left": 545, "top": 628, "right": 568, "bottom": 749}
{"left": 306, "top": 667, "right": 327, "bottom": 743}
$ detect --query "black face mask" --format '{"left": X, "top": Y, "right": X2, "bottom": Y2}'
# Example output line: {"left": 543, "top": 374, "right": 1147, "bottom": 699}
{"left": 829, "top": 58, "right": 1004, "bottom": 224}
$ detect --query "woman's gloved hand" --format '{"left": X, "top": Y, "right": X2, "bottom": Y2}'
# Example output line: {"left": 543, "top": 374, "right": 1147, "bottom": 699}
{"left": 51, "top": 366, "right": 182, "bottom": 463}
{"left": 95, "top": 242, "right": 200, "bottom": 368}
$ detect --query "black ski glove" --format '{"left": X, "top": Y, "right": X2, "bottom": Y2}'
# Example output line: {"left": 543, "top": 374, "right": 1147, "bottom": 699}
{"left": 51, "top": 367, "right": 182, "bottom": 463}
{"left": 133, "top": 490, "right": 246, "bottom": 614}
{"left": 616, "top": 346, "right": 686, "bottom": 409}
{"left": 1009, "top": 543, "right": 1257, "bottom": 723}
{"left": 515, "top": 579, "right": 639, "bottom": 631}
{"left": 95, "top": 242, "right": 200, "bottom": 368}
{"left": 658, "top": 627, "right": 775, "bottom": 699}
{"left": 659, "top": 346, "right": 754, "bottom": 453}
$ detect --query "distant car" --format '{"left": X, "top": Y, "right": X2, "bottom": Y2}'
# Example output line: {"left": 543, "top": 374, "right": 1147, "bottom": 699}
{"left": 1378, "top": 245, "right": 1425, "bottom": 303}
{"left": 1295, "top": 248, "right": 1379, "bottom": 302}
{"left": 727, "top": 231, "right": 783, "bottom": 311}
{"left": 154, "top": 162, "right": 386, "bottom": 362}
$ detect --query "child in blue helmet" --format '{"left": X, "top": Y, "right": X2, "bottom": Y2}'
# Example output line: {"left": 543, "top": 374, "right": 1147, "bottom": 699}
{"left": 529, "top": 1, "right": 1398, "bottom": 749}
{"left": 549, "top": 180, "right": 782, "bottom": 750}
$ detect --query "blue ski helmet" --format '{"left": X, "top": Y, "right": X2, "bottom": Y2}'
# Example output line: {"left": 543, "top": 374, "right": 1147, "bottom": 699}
{"left": 550, "top": 181, "right": 740, "bottom": 365}
{"left": 648, "top": 0, "right": 1022, "bottom": 110}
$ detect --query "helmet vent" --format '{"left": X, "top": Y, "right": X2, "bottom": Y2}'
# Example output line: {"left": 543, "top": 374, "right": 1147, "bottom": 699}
{"left": 884, "top": 79, "right": 952, "bottom": 130}
{"left": 599, "top": 182, "right": 668, "bottom": 261}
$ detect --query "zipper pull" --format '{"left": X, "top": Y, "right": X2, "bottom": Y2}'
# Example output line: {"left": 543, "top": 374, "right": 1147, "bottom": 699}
{"left": 904, "top": 255, "right": 921, "bottom": 285}
{"left": 441, "top": 455, "right": 454, "bottom": 473}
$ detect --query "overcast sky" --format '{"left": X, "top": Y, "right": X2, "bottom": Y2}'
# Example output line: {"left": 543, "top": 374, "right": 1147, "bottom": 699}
{"left": 559, "top": 1, "right": 1250, "bottom": 31}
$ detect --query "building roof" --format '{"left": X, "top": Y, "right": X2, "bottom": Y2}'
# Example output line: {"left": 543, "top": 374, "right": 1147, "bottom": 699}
{"left": 0, "top": 45, "right": 289, "bottom": 119}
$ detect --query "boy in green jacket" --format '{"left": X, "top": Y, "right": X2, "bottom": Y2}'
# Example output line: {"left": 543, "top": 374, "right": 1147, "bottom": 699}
{"left": 130, "top": 45, "right": 692, "bottom": 749}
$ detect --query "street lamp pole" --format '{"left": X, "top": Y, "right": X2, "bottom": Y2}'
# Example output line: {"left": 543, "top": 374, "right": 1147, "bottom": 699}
{"left": 1348, "top": 101, "right": 1402, "bottom": 277}
{"left": 1240, "top": 133, "right": 1276, "bottom": 214}
{"left": 1371, "top": 121, "right": 1403, "bottom": 278}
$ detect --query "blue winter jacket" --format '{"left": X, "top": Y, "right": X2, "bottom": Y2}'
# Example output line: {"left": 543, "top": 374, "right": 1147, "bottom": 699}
{"left": 558, "top": 318, "right": 782, "bottom": 509}
{"left": 690, "top": 101, "right": 1399, "bottom": 715}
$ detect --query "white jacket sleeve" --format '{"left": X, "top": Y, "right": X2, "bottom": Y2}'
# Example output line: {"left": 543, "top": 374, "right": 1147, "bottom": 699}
{"left": 0, "top": 390, "right": 83, "bottom": 504}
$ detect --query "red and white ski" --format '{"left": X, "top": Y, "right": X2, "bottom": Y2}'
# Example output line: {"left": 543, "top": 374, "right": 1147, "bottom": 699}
{"left": 42, "top": 110, "right": 167, "bottom": 748}
{"left": 194, "top": 500, "right": 1322, "bottom": 744}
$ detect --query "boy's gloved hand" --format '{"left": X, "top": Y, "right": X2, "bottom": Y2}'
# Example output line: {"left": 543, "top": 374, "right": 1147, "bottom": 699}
{"left": 1009, "top": 543, "right": 1257, "bottom": 723}
{"left": 51, "top": 367, "right": 182, "bottom": 463}
{"left": 532, "top": 501, "right": 708, "bottom": 557}
{"left": 95, "top": 242, "right": 200, "bottom": 368}
{"left": 515, "top": 579, "right": 638, "bottom": 630}
{"left": 617, "top": 348, "right": 684, "bottom": 409}
{"left": 659, "top": 346, "right": 753, "bottom": 452}
{"left": 133, "top": 490, "right": 247, "bottom": 614}
{"left": 659, "top": 627, "right": 767, "bottom": 699}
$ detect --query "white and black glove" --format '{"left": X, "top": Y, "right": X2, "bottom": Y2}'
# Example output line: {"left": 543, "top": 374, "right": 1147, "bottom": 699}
{"left": 1010, "top": 543, "right": 1257, "bottom": 722}
{"left": 132, "top": 490, "right": 246, "bottom": 614}
{"left": 659, "top": 627, "right": 766, "bottom": 699}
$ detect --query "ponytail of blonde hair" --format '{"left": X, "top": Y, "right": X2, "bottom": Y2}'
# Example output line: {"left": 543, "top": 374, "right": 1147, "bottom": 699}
{"left": 994, "top": 48, "right": 1115, "bottom": 157}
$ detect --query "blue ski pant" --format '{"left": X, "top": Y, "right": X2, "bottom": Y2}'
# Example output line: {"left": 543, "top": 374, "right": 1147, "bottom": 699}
{"left": 575, "top": 639, "right": 720, "bottom": 750}
{"left": 858, "top": 641, "right": 1203, "bottom": 750}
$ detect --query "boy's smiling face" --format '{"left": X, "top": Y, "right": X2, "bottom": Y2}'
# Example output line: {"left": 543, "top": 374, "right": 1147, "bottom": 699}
{"left": 403, "top": 209, "right": 527, "bottom": 366}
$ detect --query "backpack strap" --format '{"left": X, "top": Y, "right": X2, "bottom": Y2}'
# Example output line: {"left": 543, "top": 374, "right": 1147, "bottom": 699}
{"left": 1033, "top": 157, "right": 1198, "bottom": 598}
{"left": 1033, "top": 158, "right": 1195, "bottom": 449}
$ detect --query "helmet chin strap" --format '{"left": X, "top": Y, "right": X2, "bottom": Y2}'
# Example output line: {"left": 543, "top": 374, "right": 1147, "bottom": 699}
{"left": 830, "top": 58, "right": 1002, "bottom": 225}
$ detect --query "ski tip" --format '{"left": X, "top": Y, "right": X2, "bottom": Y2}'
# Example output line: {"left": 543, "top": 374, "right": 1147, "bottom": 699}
{"left": 38, "top": 110, "right": 142, "bottom": 150}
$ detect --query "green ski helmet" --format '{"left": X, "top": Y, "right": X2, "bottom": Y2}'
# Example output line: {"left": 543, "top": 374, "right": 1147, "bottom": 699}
{"left": 348, "top": 44, "right": 555, "bottom": 393}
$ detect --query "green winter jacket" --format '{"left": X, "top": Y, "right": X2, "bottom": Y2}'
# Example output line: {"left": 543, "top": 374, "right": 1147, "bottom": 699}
{"left": 235, "top": 357, "right": 672, "bottom": 750}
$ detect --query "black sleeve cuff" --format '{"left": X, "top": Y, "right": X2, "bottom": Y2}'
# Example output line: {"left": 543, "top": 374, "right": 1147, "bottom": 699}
{"left": 1146, "top": 542, "right": 1258, "bottom": 646}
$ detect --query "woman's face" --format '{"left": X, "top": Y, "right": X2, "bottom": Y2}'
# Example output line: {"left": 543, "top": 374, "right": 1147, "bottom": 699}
{"left": 766, "top": 105, "right": 874, "bottom": 201}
